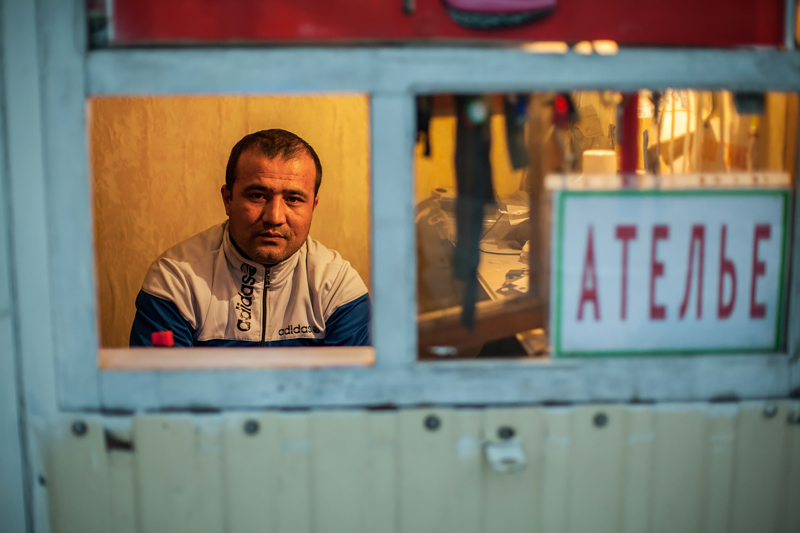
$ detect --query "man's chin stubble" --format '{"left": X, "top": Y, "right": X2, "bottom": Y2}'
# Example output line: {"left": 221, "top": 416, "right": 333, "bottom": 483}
{"left": 254, "top": 247, "right": 295, "bottom": 266}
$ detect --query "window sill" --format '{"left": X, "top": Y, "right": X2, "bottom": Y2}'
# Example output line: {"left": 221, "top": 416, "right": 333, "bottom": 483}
{"left": 99, "top": 347, "right": 375, "bottom": 370}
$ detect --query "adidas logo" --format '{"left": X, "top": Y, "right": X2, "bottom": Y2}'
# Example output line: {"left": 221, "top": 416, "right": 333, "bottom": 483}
{"left": 278, "top": 324, "right": 321, "bottom": 336}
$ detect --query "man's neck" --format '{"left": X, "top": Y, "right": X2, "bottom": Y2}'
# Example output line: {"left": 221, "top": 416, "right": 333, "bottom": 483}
{"left": 227, "top": 228, "right": 288, "bottom": 268}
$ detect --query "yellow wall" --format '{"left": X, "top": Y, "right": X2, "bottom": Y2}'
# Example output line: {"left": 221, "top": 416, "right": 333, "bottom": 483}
{"left": 91, "top": 95, "right": 370, "bottom": 348}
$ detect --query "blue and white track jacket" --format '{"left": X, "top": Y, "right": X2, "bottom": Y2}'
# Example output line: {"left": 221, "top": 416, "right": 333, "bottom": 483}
{"left": 130, "top": 221, "right": 370, "bottom": 347}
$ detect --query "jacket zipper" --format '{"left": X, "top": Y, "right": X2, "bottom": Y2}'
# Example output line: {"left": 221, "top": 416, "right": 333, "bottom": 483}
{"left": 261, "top": 267, "right": 270, "bottom": 347}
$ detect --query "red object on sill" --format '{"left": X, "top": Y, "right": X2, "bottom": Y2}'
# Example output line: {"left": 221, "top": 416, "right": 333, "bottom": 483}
{"left": 151, "top": 330, "right": 175, "bottom": 347}
{"left": 111, "top": 0, "right": 783, "bottom": 47}
{"left": 552, "top": 93, "right": 572, "bottom": 127}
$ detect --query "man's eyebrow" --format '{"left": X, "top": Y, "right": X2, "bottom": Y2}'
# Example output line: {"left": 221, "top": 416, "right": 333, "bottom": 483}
{"left": 242, "top": 184, "right": 270, "bottom": 193}
{"left": 283, "top": 188, "right": 309, "bottom": 199}
{"left": 242, "top": 184, "right": 308, "bottom": 198}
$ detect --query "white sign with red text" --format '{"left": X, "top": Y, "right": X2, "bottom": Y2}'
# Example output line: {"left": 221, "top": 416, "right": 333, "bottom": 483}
{"left": 552, "top": 189, "right": 790, "bottom": 356}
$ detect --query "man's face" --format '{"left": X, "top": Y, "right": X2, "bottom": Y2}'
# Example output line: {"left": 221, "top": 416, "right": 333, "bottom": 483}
{"left": 222, "top": 149, "right": 318, "bottom": 265}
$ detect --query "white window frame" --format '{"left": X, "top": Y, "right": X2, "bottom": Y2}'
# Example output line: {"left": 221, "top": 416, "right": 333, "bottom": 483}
{"left": 16, "top": 0, "right": 800, "bottom": 411}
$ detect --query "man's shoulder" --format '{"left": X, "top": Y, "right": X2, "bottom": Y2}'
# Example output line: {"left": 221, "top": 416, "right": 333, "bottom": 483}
{"left": 304, "top": 238, "right": 361, "bottom": 283}
{"left": 304, "top": 237, "right": 345, "bottom": 266}
{"left": 141, "top": 222, "right": 226, "bottom": 302}
{"left": 303, "top": 238, "right": 368, "bottom": 316}
{"left": 136, "top": 223, "right": 227, "bottom": 335}
{"left": 156, "top": 222, "right": 226, "bottom": 267}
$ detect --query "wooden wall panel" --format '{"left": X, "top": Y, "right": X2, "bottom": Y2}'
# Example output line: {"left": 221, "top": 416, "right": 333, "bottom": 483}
{"left": 45, "top": 402, "right": 800, "bottom": 533}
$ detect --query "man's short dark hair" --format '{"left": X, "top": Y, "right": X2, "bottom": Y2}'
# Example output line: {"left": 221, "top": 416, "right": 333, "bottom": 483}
{"left": 225, "top": 129, "right": 323, "bottom": 195}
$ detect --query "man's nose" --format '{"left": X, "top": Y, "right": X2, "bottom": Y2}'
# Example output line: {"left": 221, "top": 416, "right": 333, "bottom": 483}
{"left": 262, "top": 197, "right": 287, "bottom": 226}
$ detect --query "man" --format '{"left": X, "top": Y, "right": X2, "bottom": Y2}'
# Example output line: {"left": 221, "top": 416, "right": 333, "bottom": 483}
{"left": 130, "top": 129, "right": 370, "bottom": 347}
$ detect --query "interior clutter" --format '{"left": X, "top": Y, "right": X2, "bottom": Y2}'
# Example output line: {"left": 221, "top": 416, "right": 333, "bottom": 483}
{"left": 416, "top": 90, "right": 798, "bottom": 360}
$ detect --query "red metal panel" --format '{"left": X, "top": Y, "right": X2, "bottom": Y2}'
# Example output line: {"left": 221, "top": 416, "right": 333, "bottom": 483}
{"left": 111, "top": 0, "right": 784, "bottom": 47}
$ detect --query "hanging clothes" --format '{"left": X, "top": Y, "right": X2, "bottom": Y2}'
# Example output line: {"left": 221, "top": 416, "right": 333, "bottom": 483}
{"left": 453, "top": 95, "right": 496, "bottom": 328}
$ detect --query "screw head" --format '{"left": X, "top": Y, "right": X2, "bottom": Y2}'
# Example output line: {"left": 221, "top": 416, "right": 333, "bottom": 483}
{"left": 466, "top": 98, "right": 489, "bottom": 124}
{"left": 593, "top": 412, "right": 608, "bottom": 428}
{"left": 424, "top": 415, "right": 441, "bottom": 431}
{"left": 71, "top": 420, "right": 88, "bottom": 437}
{"left": 763, "top": 403, "right": 778, "bottom": 419}
{"left": 243, "top": 420, "right": 260, "bottom": 435}
{"left": 497, "top": 426, "right": 515, "bottom": 440}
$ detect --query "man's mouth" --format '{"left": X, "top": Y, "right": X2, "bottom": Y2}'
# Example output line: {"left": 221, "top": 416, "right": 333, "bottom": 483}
{"left": 258, "top": 232, "right": 286, "bottom": 240}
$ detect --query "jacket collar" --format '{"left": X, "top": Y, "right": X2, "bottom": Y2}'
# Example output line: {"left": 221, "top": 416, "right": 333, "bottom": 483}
{"left": 221, "top": 221, "right": 303, "bottom": 287}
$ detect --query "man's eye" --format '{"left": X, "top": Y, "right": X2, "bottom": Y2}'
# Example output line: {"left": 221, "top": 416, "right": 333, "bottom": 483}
{"left": 286, "top": 196, "right": 303, "bottom": 204}
{"left": 248, "top": 193, "right": 265, "bottom": 200}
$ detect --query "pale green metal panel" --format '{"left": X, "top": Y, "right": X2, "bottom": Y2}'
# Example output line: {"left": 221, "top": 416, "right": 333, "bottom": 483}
{"left": 42, "top": 403, "right": 800, "bottom": 533}
{"left": 398, "top": 408, "right": 447, "bottom": 533}
{"left": 398, "top": 409, "right": 481, "bottom": 533}
{"left": 276, "top": 413, "right": 312, "bottom": 533}
{"left": 48, "top": 419, "right": 111, "bottom": 533}
{"left": 568, "top": 405, "right": 625, "bottom": 533}
{"left": 619, "top": 407, "right": 655, "bottom": 533}
{"left": 539, "top": 408, "right": 571, "bottom": 533}
{"left": 224, "top": 410, "right": 399, "bottom": 533}
{"left": 481, "top": 408, "right": 541, "bottom": 533}
{"left": 310, "top": 411, "right": 369, "bottom": 533}
{"left": 192, "top": 418, "right": 226, "bottom": 532}
{"left": 650, "top": 406, "right": 708, "bottom": 533}
{"left": 108, "top": 449, "right": 137, "bottom": 533}
{"left": 782, "top": 401, "right": 800, "bottom": 533}
{"left": 703, "top": 405, "right": 737, "bottom": 533}
{"left": 223, "top": 413, "right": 281, "bottom": 533}
{"left": 134, "top": 415, "right": 225, "bottom": 533}
{"left": 363, "top": 413, "right": 399, "bottom": 533}
{"left": 730, "top": 402, "right": 790, "bottom": 533}
{"left": 449, "top": 409, "right": 483, "bottom": 533}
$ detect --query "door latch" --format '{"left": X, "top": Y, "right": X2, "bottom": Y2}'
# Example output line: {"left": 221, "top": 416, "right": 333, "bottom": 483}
{"left": 484, "top": 438, "right": 527, "bottom": 473}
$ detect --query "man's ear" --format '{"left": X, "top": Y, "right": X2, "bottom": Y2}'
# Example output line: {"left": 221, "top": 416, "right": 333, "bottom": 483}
{"left": 221, "top": 184, "right": 232, "bottom": 216}
{"left": 312, "top": 195, "right": 319, "bottom": 211}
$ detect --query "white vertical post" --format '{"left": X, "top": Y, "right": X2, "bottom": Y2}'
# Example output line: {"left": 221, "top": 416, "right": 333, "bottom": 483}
{"left": 37, "top": 0, "right": 98, "bottom": 409}
{"left": 370, "top": 94, "right": 417, "bottom": 368}
{"left": 1, "top": 0, "right": 62, "bottom": 530}
{"left": 789, "top": 127, "right": 800, "bottom": 394}
{"left": 786, "top": 0, "right": 797, "bottom": 51}
{"left": 0, "top": 65, "right": 29, "bottom": 533}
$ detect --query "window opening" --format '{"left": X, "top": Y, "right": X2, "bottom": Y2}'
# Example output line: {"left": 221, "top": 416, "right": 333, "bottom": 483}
{"left": 416, "top": 91, "right": 797, "bottom": 360}
{"left": 89, "top": 95, "right": 374, "bottom": 368}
